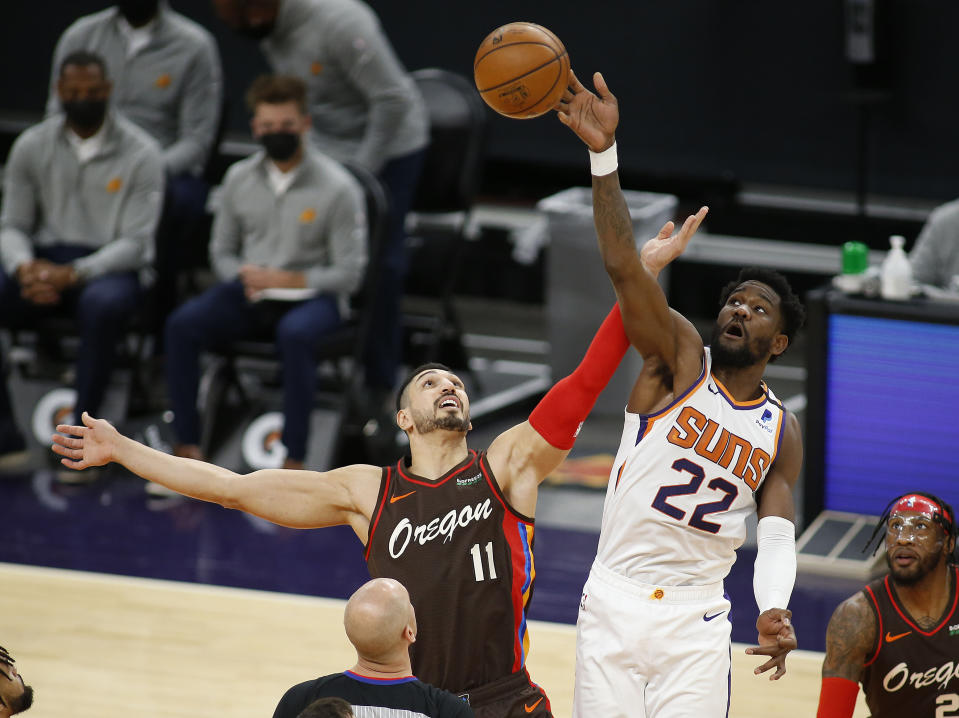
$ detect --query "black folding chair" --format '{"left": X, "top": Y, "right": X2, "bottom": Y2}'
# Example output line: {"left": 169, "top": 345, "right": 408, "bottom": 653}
{"left": 403, "top": 68, "right": 488, "bottom": 373}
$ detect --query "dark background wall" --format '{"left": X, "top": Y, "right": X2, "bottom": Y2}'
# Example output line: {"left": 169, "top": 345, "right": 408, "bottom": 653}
{"left": 3, "top": 0, "right": 957, "bottom": 201}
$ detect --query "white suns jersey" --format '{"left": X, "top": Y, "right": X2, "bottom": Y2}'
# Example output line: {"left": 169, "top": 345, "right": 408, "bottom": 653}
{"left": 595, "top": 348, "right": 787, "bottom": 587}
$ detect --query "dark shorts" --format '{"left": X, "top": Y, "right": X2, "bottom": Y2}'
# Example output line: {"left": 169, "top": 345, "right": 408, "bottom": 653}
{"left": 459, "top": 669, "right": 553, "bottom": 718}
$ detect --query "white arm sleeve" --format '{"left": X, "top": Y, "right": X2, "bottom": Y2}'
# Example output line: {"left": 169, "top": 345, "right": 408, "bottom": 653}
{"left": 753, "top": 515, "right": 797, "bottom": 613}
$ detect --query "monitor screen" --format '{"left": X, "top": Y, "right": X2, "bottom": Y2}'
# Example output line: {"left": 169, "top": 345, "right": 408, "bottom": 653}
{"left": 823, "top": 313, "right": 959, "bottom": 515}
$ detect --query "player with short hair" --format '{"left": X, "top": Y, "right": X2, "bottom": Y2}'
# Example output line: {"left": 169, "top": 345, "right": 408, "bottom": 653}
{"left": 558, "top": 69, "right": 804, "bottom": 717}
{"left": 51, "top": 208, "right": 704, "bottom": 718}
{"left": 816, "top": 491, "right": 959, "bottom": 718}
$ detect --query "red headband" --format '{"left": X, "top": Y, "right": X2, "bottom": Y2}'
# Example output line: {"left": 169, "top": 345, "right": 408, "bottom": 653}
{"left": 892, "top": 494, "right": 944, "bottom": 520}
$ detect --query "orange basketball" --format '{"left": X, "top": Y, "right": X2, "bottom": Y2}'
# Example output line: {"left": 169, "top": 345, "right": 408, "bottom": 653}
{"left": 473, "top": 22, "right": 570, "bottom": 119}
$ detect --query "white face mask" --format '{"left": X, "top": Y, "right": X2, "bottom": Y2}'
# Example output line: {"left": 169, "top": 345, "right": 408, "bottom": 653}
{"left": 886, "top": 513, "right": 939, "bottom": 543}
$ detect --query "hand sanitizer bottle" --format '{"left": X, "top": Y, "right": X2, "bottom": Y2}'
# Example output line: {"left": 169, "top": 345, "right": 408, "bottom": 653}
{"left": 881, "top": 235, "right": 912, "bottom": 300}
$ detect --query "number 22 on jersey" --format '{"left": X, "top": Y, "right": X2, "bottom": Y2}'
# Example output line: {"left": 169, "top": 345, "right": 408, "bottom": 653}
{"left": 651, "top": 458, "right": 740, "bottom": 534}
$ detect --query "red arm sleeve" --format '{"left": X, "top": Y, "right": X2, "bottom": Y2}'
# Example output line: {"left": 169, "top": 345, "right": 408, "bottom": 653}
{"left": 528, "top": 304, "right": 630, "bottom": 449}
{"left": 816, "top": 677, "right": 859, "bottom": 718}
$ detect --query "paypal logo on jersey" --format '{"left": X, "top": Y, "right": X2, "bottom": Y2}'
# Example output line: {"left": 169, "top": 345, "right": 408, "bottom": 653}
{"left": 754, "top": 408, "right": 775, "bottom": 434}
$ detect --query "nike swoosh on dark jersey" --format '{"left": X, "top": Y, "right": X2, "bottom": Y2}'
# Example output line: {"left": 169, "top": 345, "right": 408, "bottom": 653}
{"left": 390, "top": 490, "right": 416, "bottom": 504}
{"left": 885, "top": 630, "right": 912, "bottom": 643}
{"left": 703, "top": 611, "right": 726, "bottom": 622}
{"left": 525, "top": 697, "right": 544, "bottom": 713}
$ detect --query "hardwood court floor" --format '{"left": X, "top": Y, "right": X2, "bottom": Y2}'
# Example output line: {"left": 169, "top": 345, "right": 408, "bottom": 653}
{"left": 0, "top": 562, "right": 868, "bottom": 717}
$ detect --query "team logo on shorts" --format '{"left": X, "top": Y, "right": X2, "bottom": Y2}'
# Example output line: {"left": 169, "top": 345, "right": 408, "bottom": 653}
{"left": 650, "top": 588, "right": 664, "bottom": 600}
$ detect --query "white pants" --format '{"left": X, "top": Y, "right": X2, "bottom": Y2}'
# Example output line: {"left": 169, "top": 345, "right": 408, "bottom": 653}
{"left": 573, "top": 561, "right": 732, "bottom": 718}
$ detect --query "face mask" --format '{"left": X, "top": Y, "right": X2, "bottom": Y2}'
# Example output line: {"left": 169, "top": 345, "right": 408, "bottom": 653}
{"left": 117, "top": 0, "right": 159, "bottom": 26}
{"left": 260, "top": 132, "right": 300, "bottom": 161}
{"left": 237, "top": 21, "right": 275, "bottom": 40}
{"left": 62, "top": 99, "right": 108, "bottom": 131}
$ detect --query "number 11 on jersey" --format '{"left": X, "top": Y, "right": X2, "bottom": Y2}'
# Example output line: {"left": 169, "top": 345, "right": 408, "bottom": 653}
{"left": 470, "top": 541, "right": 498, "bottom": 581}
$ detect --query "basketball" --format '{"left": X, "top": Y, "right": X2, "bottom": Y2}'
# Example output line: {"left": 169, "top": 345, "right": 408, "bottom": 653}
{"left": 473, "top": 22, "right": 570, "bottom": 119}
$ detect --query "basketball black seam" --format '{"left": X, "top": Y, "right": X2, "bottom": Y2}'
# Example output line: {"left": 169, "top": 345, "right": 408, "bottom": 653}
{"left": 474, "top": 47, "right": 567, "bottom": 93}
{"left": 473, "top": 40, "right": 558, "bottom": 69}
{"left": 503, "top": 54, "right": 569, "bottom": 116}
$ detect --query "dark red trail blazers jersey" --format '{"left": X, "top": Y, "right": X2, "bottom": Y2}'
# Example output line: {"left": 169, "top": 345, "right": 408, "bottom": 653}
{"left": 861, "top": 566, "right": 959, "bottom": 717}
{"left": 365, "top": 450, "right": 537, "bottom": 695}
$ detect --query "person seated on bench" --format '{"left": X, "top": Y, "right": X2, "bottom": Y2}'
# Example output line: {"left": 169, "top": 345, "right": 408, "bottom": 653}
{"left": 162, "top": 74, "right": 366, "bottom": 481}
{"left": 0, "top": 50, "right": 163, "bottom": 480}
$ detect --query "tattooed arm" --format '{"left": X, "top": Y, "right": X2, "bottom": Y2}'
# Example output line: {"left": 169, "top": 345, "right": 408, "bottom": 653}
{"left": 823, "top": 592, "right": 876, "bottom": 682}
{"left": 816, "top": 592, "right": 874, "bottom": 717}
{"left": 557, "top": 69, "right": 707, "bottom": 396}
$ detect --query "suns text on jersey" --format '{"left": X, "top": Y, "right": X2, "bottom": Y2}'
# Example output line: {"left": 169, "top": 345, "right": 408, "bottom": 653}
{"left": 666, "top": 406, "right": 771, "bottom": 490}
{"left": 388, "top": 499, "right": 494, "bottom": 558}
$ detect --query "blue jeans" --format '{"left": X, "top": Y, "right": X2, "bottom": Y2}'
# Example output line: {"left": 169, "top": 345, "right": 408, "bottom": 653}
{"left": 0, "top": 245, "right": 142, "bottom": 424}
{"left": 164, "top": 280, "right": 341, "bottom": 461}
{"left": 364, "top": 147, "right": 428, "bottom": 391}
{"left": 153, "top": 173, "right": 210, "bottom": 351}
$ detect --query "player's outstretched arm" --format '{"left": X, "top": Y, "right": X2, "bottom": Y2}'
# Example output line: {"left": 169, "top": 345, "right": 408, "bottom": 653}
{"left": 816, "top": 594, "right": 873, "bottom": 718}
{"left": 487, "top": 301, "right": 628, "bottom": 516}
{"left": 51, "top": 412, "right": 380, "bottom": 535}
{"left": 558, "top": 70, "right": 706, "bottom": 375}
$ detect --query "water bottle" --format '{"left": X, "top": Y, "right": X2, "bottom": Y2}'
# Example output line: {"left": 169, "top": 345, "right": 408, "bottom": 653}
{"left": 880, "top": 235, "right": 912, "bottom": 300}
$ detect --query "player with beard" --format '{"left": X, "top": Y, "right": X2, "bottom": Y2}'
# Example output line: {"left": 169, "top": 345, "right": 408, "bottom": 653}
{"left": 816, "top": 492, "right": 959, "bottom": 718}
{"left": 558, "top": 69, "right": 806, "bottom": 717}
{"left": 0, "top": 645, "right": 34, "bottom": 717}
{"left": 50, "top": 206, "right": 706, "bottom": 718}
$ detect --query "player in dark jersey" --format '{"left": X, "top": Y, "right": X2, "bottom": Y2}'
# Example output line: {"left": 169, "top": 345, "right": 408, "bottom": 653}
{"left": 816, "top": 491, "right": 959, "bottom": 718}
{"left": 51, "top": 209, "right": 706, "bottom": 717}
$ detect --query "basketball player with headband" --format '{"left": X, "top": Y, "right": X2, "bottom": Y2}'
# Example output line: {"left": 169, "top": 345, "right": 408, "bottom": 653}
{"left": 817, "top": 491, "right": 959, "bottom": 718}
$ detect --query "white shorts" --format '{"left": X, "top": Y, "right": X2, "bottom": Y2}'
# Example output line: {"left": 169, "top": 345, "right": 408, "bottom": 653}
{"left": 573, "top": 561, "right": 732, "bottom": 718}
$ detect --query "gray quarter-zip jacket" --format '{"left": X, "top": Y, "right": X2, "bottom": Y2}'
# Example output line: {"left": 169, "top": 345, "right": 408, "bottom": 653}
{"left": 47, "top": 3, "right": 223, "bottom": 177}
{"left": 0, "top": 112, "right": 164, "bottom": 282}
{"left": 262, "top": 0, "right": 429, "bottom": 173}
{"left": 210, "top": 147, "right": 367, "bottom": 306}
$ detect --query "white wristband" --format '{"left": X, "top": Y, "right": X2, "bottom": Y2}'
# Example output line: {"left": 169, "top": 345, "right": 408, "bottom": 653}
{"left": 753, "top": 516, "right": 797, "bottom": 613}
{"left": 589, "top": 141, "right": 618, "bottom": 176}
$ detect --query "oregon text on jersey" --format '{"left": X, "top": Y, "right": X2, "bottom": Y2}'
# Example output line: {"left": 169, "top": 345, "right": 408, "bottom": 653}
{"left": 388, "top": 499, "right": 494, "bottom": 558}
{"left": 882, "top": 658, "right": 959, "bottom": 694}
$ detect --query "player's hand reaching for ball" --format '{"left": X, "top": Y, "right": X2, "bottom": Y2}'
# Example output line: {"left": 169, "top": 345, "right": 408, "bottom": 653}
{"left": 51, "top": 411, "right": 120, "bottom": 470}
{"left": 640, "top": 207, "right": 709, "bottom": 278}
{"left": 746, "top": 608, "right": 797, "bottom": 680}
{"left": 556, "top": 69, "right": 619, "bottom": 152}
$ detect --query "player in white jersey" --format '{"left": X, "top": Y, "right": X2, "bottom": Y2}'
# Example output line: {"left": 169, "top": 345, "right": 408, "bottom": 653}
{"left": 557, "top": 69, "right": 806, "bottom": 717}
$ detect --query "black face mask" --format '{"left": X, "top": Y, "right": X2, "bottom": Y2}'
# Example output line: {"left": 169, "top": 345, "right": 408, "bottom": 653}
{"left": 237, "top": 21, "right": 275, "bottom": 40}
{"left": 260, "top": 132, "right": 300, "bottom": 161}
{"left": 117, "top": 0, "right": 159, "bottom": 26}
{"left": 62, "top": 99, "right": 108, "bottom": 132}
